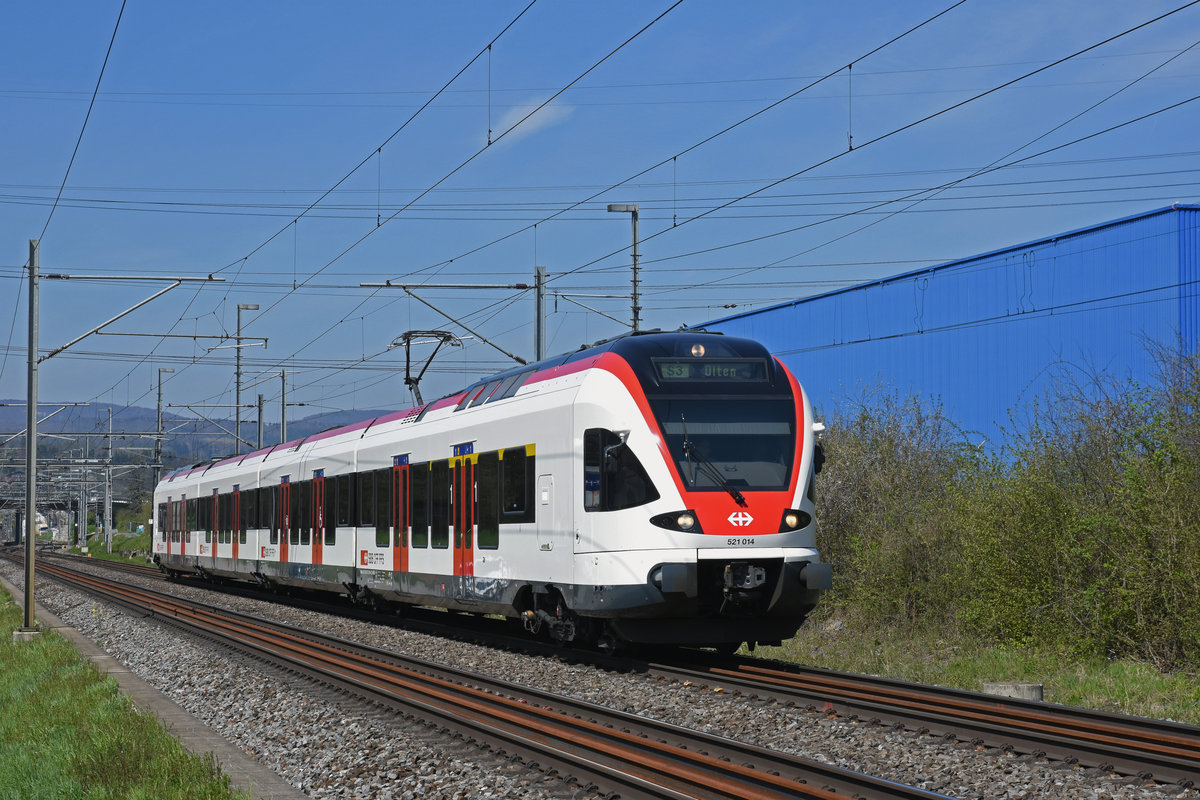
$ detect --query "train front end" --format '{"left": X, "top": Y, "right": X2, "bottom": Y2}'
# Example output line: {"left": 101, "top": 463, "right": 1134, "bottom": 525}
{"left": 571, "top": 332, "right": 830, "bottom": 649}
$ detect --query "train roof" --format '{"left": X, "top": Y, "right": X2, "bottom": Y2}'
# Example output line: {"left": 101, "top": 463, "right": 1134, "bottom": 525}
{"left": 158, "top": 330, "right": 765, "bottom": 485}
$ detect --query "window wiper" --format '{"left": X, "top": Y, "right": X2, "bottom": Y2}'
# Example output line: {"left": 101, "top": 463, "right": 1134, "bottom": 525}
{"left": 680, "top": 414, "right": 748, "bottom": 508}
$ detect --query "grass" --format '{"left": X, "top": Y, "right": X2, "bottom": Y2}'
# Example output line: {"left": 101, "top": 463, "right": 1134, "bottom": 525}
{"left": 63, "top": 532, "right": 154, "bottom": 565}
{"left": 0, "top": 589, "right": 250, "bottom": 800}
{"left": 755, "top": 610, "right": 1200, "bottom": 726}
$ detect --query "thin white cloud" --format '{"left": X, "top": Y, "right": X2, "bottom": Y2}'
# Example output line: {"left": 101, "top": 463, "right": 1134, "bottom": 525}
{"left": 494, "top": 97, "right": 574, "bottom": 146}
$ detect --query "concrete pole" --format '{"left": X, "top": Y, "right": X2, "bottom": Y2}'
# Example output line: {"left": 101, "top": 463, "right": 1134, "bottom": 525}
{"left": 155, "top": 367, "right": 174, "bottom": 488}
{"left": 280, "top": 370, "right": 287, "bottom": 444}
{"left": 631, "top": 208, "right": 640, "bottom": 333}
{"left": 606, "top": 204, "right": 641, "bottom": 332}
{"left": 104, "top": 408, "right": 113, "bottom": 553}
{"left": 22, "top": 239, "right": 39, "bottom": 632}
{"left": 256, "top": 393, "right": 264, "bottom": 450}
{"left": 234, "top": 304, "right": 256, "bottom": 454}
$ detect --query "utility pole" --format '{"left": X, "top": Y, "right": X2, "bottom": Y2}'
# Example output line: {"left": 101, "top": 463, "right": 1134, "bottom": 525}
{"left": 104, "top": 408, "right": 113, "bottom": 554}
{"left": 21, "top": 239, "right": 39, "bottom": 635}
{"left": 607, "top": 204, "right": 641, "bottom": 332}
{"left": 535, "top": 266, "right": 546, "bottom": 361}
{"left": 257, "top": 394, "right": 264, "bottom": 449}
{"left": 235, "top": 303, "right": 259, "bottom": 455}
{"left": 280, "top": 370, "right": 287, "bottom": 444}
{"left": 155, "top": 367, "right": 174, "bottom": 488}
{"left": 13, "top": 260, "right": 221, "bottom": 642}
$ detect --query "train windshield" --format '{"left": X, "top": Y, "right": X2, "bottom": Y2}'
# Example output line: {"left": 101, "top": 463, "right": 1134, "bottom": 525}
{"left": 650, "top": 397, "right": 795, "bottom": 491}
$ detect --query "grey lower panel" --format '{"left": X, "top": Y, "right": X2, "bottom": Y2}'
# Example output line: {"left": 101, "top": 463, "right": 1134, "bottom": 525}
{"left": 252, "top": 560, "right": 353, "bottom": 592}
{"left": 153, "top": 554, "right": 826, "bottom": 645}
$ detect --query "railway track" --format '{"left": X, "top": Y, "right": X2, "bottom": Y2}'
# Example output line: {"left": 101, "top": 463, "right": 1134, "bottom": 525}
{"left": 26, "top": 551, "right": 1200, "bottom": 789}
{"left": 24, "top": 557, "right": 948, "bottom": 800}
{"left": 639, "top": 654, "right": 1200, "bottom": 789}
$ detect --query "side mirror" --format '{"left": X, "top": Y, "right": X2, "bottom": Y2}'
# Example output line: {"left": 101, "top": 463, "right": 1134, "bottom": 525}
{"left": 604, "top": 442, "right": 629, "bottom": 474}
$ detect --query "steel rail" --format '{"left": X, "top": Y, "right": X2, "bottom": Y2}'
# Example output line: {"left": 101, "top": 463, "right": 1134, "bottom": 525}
{"left": 637, "top": 655, "right": 1200, "bottom": 788}
{"left": 24, "top": 559, "right": 947, "bottom": 800}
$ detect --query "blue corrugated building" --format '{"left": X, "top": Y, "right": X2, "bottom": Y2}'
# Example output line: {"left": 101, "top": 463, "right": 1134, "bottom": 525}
{"left": 700, "top": 205, "right": 1200, "bottom": 444}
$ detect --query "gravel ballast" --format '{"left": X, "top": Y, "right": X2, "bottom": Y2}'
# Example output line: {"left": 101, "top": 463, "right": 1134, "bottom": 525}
{"left": 5, "top": 560, "right": 1197, "bottom": 800}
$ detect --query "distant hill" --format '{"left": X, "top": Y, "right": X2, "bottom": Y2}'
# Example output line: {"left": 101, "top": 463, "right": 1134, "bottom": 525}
{"left": 0, "top": 401, "right": 396, "bottom": 469}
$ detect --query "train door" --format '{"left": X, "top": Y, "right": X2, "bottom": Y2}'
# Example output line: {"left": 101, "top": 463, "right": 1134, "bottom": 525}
{"left": 232, "top": 488, "right": 241, "bottom": 562}
{"left": 452, "top": 448, "right": 475, "bottom": 599}
{"left": 279, "top": 479, "right": 291, "bottom": 563}
{"left": 312, "top": 471, "right": 325, "bottom": 566}
{"left": 208, "top": 491, "right": 220, "bottom": 569}
{"left": 392, "top": 458, "right": 409, "bottom": 575}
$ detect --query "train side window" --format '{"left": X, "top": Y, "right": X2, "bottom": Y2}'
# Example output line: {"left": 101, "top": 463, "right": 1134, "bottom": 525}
{"left": 430, "top": 460, "right": 449, "bottom": 548}
{"left": 410, "top": 463, "right": 429, "bottom": 548}
{"left": 476, "top": 451, "right": 499, "bottom": 549}
{"left": 500, "top": 447, "right": 535, "bottom": 523}
{"left": 358, "top": 469, "right": 375, "bottom": 526}
{"left": 324, "top": 477, "right": 337, "bottom": 546}
{"left": 336, "top": 474, "right": 353, "bottom": 526}
{"left": 241, "top": 490, "right": 255, "bottom": 542}
{"left": 157, "top": 503, "right": 167, "bottom": 541}
{"left": 374, "top": 468, "right": 391, "bottom": 548}
{"left": 200, "top": 497, "right": 212, "bottom": 542}
{"left": 584, "top": 428, "right": 660, "bottom": 512}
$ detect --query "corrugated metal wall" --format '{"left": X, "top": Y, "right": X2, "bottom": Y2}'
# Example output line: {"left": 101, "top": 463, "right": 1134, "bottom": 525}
{"left": 702, "top": 205, "right": 1200, "bottom": 444}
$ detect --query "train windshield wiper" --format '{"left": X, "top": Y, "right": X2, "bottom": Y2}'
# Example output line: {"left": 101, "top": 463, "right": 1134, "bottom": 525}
{"left": 680, "top": 414, "right": 748, "bottom": 508}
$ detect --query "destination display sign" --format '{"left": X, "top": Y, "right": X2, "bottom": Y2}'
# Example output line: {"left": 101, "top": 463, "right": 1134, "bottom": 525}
{"left": 654, "top": 359, "right": 767, "bottom": 382}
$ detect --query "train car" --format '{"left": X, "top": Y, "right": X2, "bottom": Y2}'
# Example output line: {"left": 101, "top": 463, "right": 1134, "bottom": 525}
{"left": 153, "top": 331, "right": 830, "bottom": 650}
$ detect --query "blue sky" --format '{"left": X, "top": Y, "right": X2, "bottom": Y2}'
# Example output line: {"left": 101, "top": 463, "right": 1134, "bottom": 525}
{"left": 2, "top": 0, "right": 1199, "bottom": 428}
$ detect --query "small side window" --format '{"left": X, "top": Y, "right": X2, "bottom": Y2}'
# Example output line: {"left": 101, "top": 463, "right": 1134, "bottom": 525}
{"left": 411, "top": 463, "right": 429, "bottom": 548}
{"left": 500, "top": 447, "right": 535, "bottom": 523}
{"left": 431, "top": 460, "right": 450, "bottom": 548}
{"left": 477, "top": 451, "right": 499, "bottom": 548}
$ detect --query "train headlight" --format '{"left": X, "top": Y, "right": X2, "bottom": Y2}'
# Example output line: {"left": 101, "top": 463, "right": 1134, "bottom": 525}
{"left": 650, "top": 510, "right": 703, "bottom": 533}
{"left": 778, "top": 509, "right": 811, "bottom": 532}
{"left": 690, "top": 343, "right": 706, "bottom": 357}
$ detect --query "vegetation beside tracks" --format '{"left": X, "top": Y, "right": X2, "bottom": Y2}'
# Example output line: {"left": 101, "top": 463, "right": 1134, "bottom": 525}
{"left": 0, "top": 588, "right": 249, "bottom": 800}
{"left": 784, "top": 347, "right": 1200, "bottom": 723}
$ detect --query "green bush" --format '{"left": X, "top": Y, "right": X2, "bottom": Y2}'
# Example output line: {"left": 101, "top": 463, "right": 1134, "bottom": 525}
{"left": 814, "top": 390, "right": 982, "bottom": 627}
{"left": 812, "top": 348, "right": 1200, "bottom": 670}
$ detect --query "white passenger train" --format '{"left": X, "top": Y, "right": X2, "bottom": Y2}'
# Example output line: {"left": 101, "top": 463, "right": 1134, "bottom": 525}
{"left": 153, "top": 331, "right": 830, "bottom": 649}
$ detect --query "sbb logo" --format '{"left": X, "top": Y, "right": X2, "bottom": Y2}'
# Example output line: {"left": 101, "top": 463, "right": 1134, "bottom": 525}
{"left": 727, "top": 511, "right": 754, "bottom": 527}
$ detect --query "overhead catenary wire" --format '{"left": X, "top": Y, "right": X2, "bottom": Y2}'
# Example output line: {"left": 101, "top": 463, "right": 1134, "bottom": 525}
{"left": 0, "top": 0, "right": 128, "bottom": 388}
{"left": 175, "top": 1, "right": 690, "bottom": 411}
{"left": 64, "top": 0, "right": 544, "bottom": 421}
{"left": 544, "top": 0, "right": 1200, "bottom": 291}
{"left": 18, "top": 1, "right": 1200, "bottom": 431}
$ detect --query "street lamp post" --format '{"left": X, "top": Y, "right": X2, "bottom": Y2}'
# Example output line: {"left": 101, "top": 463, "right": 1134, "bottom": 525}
{"left": 607, "top": 204, "right": 641, "bottom": 332}
{"left": 235, "top": 304, "right": 259, "bottom": 454}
